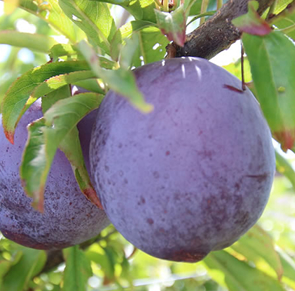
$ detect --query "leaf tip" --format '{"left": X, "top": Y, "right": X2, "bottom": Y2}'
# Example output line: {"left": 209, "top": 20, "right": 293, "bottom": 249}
{"left": 137, "top": 102, "right": 154, "bottom": 114}
{"left": 83, "top": 187, "right": 103, "bottom": 210}
{"left": 4, "top": 129, "right": 15, "bottom": 144}
{"left": 31, "top": 197, "right": 45, "bottom": 214}
{"left": 25, "top": 184, "right": 45, "bottom": 213}
{"left": 232, "top": 0, "right": 272, "bottom": 36}
{"left": 162, "top": 29, "right": 186, "bottom": 47}
{"left": 273, "top": 129, "right": 295, "bottom": 152}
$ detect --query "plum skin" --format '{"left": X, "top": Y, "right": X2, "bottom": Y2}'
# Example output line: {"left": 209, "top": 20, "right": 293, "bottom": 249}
{"left": 0, "top": 102, "right": 110, "bottom": 250}
{"left": 90, "top": 57, "right": 275, "bottom": 262}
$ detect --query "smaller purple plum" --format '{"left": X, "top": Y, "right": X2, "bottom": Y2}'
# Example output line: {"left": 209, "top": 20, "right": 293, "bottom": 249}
{"left": 0, "top": 102, "right": 109, "bottom": 250}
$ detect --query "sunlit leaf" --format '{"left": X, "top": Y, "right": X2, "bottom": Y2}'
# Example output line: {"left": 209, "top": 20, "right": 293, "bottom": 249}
{"left": 223, "top": 57, "right": 252, "bottom": 83}
{"left": 1, "top": 247, "right": 46, "bottom": 291}
{"left": 31, "top": 70, "right": 96, "bottom": 98}
{"left": 275, "top": 148, "right": 295, "bottom": 190}
{"left": 110, "top": 20, "right": 154, "bottom": 61}
{"left": 0, "top": 31, "right": 57, "bottom": 52}
{"left": 3, "top": 0, "right": 19, "bottom": 15}
{"left": 110, "top": 21, "right": 168, "bottom": 65}
{"left": 91, "top": 0, "right": 157, "bottom": 22}
{"left": 73, "top": 79, "right": 106, "bottom": 94}
{"left": 273, "top": 0, "right": 294, "bottom": 14}
{"left": 204, "top": 250, "right": 285, "bottom": 291}
{"left": 242, "top": 31, "right": 295, "bottom": 151}
{"left": 78, "top": 40, "right": 153, "bottom": 113}
{"left": 119, "top": 34, "right": 140, "bottom": 69}
{"left": 49, "top": 44, "right": 79, "bottom": 60}
{"left": 230, "top": 225, "right": 283, "bottom": 280}
{"left": 1, "top": 61, "right": 90, "bottom": 143}
{"left": 137, "top": 26, "right": 169, "bottom": 65}
{"left": 63, "top": 246, "right": 92, "bottom": 291}
{"left": 19, "top": 0, "right": 84, "bottom": 42}
{"left": 58, "top": 0, "right": 116, "bottom": 54}
{"left": 272, "top": 2, "right": 295, "bottom": 40}
{"left": 0, "top": 261, "right": 11, "bottom": 286}
{"left": 276, "top": 246, "right": 295, "bottom": 285}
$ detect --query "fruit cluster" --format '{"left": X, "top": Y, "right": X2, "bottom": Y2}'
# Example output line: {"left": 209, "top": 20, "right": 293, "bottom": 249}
{"left": 0, "top": 57, "right": 275, "bottom": 262}
{"left": 0, "top": 103, "right": 109, "bottom": 249}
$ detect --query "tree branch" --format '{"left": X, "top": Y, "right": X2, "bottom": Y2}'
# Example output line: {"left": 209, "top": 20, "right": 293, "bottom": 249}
{"left": 166, "top": 0, "right": 275, "bottom": 59}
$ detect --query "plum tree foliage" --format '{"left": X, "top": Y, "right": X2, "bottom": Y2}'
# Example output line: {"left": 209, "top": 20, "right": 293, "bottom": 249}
{"left": 0, "top": 0, "right": 295, "bottom": 290}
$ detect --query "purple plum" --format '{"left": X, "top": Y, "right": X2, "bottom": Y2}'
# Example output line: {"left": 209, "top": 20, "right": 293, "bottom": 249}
{"left": 0, "top": 102, "right": 109, "bottom": 250}
{"left": 90, "top": 57, "right": 275, "bottom": 262}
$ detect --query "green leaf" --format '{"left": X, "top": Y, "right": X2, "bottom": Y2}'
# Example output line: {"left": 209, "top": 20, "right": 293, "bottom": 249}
{"left": 46, "top": 93, "right": 104, "bottom": 209}
{"left": 73, "top": 79, "right": 105, "bottom": 94}
{"left": 276, "top": 246, "right": 295, "bottom": 283}
{"left": 0, "top": 31, "right": 57, "bottom": 53}
{"left": 0, "top": 260, "right": 14, "bottom": 288}
{"left": 189, "top": 0, "right": 203, "bottom": 16}
{"left": 272, "top": 3, "right": 295, "bottom": 40}
{"left": 242, "top": 31, "right": 295, "bottom": 151}
{"left": 230, "top": 225, "right": 283, "bottom": 280}
{"left": 20, "top": 118, "right": 48, "bottom": 211}
{"left": 86, "top": 249, "right": 115, "bottom": 280}
{"left": 204, "top": 250, "right": 285, "bottom": 291}
{"left": 21, "top": 86, "right": 71, "bottom": 211}
{"left": 91, "top": 0, "right": 157, "bottom": 22}
{"left": 1, "top": 248, "right": 46, "bottom": 291}
{"left": 137, "top": 26, "right": 169, "bottom": 65}
{"left": 20, "top": 91, "right": 102, "bottom": 210}
{"left": 1, "top": 60, "right": 90, "bottom": 143}
{"left": 3, "top": 0, "right": 19, "bottom": 14}
{"left": 63, "top": 246, "right": 92, "bottom": 291}
{"left": 273, "top": 0, "right": 294, "bottom": 14}
{"left": 41, "top": 84, "right": 73, "bottom": 114}
{"left": 78, "top": 40, "right": 153, "bottom": 113}
{"left": 110, "top": 21, "right": 168, "bottom": 66}
{"left": 61, "top": 126, "right": 103, "bottom": 208}
{"left": 19, "top": 0, "right": 84, "bottom": 43}
{"left": 49, "top": 44, "right": 79, "bottom": 60}
{"left": 223, "top": 57, "right": 252, "bottom": 83}
{"left": 110, "top": 20, "right": 155, "bottom": 61}
{"left": 275, "top": 148, "right": 295, "bottom": 190}
{"left": 119, "top": 34, "right": 140, "bottom": 69}
{"left": 58, "top": 0, "right": 116, "bottom": 54}
{"left": 31, "top": 70, "right": 96, "bottom": 99}
{"left": 232, "top": 1, "right": 271, "bottom": 35}
{"left": 155, "top": 5, "right": 187, "bottom": 46}
{"left": 186, "top": 11, "right": 216, "bottom": 27}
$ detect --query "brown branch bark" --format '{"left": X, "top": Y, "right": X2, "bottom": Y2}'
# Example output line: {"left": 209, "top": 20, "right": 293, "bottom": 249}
{"left": 166, "top": 0, "right": 275, "bottom": 59}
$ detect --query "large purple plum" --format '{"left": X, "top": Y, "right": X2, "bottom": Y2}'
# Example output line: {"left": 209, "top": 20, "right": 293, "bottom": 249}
{"left": 0, "top": 102, "right": 109, "bottom": 250}
{"left": 90, "top": 57, "right": 275, "bottom": 262}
